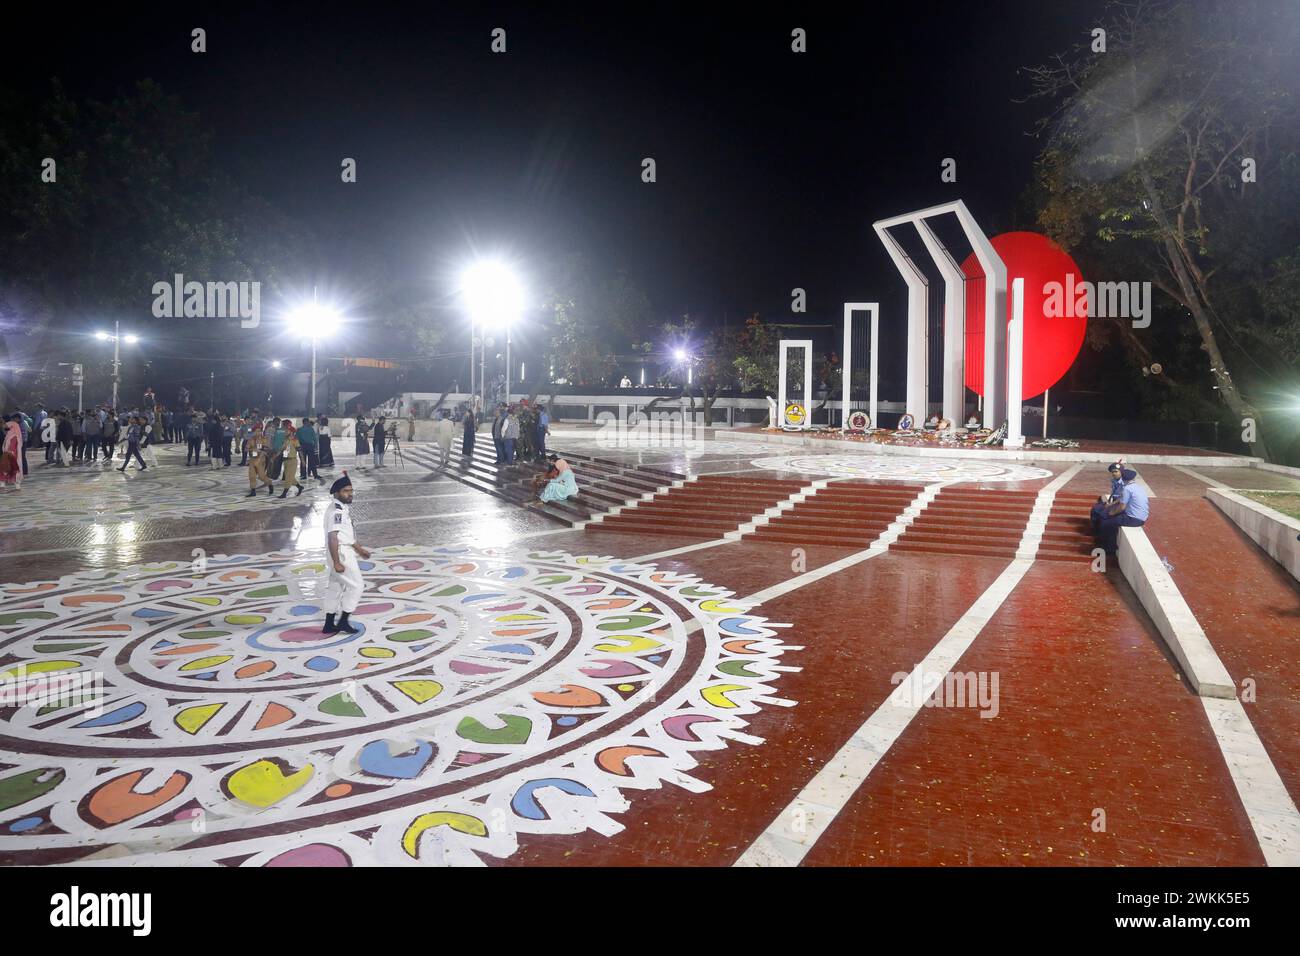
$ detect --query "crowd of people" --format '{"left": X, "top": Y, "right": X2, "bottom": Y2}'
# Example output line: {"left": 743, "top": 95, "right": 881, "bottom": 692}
{"left": 457, "top": 400, "right": 550, "bottom": 466}
{"left": 3, "top": 390, "right": 582, "bottom": 509}
{"left": 0, "top": 393, "right": 355, "bottom": 496}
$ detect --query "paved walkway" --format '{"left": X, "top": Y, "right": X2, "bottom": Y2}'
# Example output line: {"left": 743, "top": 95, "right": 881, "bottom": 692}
{"left": 0, "top": 435, "right": 1292, "bottom": 866}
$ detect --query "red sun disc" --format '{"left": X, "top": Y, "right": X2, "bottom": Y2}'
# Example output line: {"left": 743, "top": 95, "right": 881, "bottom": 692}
{"left": 960, "top": 231, "right": 1087, "bottom": 401}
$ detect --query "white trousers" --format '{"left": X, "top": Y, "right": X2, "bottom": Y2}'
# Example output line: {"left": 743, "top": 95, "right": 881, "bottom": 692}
{"left": 325, "top": 548, "right": 365, "bottom": 614}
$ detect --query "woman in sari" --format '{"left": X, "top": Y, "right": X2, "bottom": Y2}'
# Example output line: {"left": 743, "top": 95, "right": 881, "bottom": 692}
{"left": 317, "top": 415, "right": 334, "bottom": 467}
{"left": 355, "top": 416, "right": 370, "bottom": 456}
{"left": 1, "top": 419, "right": 23, "bottom": 490}
{"left": 531, "top": 454, "right": 578, "bottom": 506}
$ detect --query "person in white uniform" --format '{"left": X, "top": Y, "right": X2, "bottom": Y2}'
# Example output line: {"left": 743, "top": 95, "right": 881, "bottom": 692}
{"left": 435, "top": 411, "right": 453, "bottom": 467}
{"left": 322, "top": 471, "right": 371, "bottom": 635}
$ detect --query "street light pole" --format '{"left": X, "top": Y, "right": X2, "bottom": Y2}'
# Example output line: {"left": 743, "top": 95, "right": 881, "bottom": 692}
{"left": 505, "top": 324, "right": 512, "bottom": 402}
{"left": 111, "top": 319, "right": 121, "bottom": 409}
{"left": 309, "top": 286, "right": 319, "bottom": 412}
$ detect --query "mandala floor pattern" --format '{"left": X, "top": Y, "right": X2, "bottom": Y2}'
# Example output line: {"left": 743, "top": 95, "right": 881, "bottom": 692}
{"left": 0, "top": 546, "right": 795, "bottom": 866}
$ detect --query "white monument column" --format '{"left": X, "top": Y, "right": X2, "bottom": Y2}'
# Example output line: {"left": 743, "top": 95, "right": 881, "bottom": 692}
{"left": 913, "top": 220, "right": 965, "bottom": 424}
{"left": 874, "top": 200, "right": 1008, "bottom": 433}
{"left": 952, "top": 203, "right": 1007, "bottom": 429}
{"left": 1005, "top": 277, "right": 1025, "bottom": 448}
{"left": 841, "top": 302, "right": 880, "bottom": 429}
{"left": 873, "top": 228, "right": 928, "bottom": 418}
{"left": 777, "top": 339, "right": 814, "bottom": 430}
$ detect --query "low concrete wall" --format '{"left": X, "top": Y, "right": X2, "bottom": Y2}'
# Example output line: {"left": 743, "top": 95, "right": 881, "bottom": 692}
{"left": 1117, "top": 526, "right": 1236, "bottom": 699}
{"left": 1207, "top": 487, "right": 1300, "bottom": 585}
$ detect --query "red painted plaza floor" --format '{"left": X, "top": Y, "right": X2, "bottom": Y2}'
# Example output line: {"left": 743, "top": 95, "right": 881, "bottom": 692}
{"left": 0, "top": 433, "right": 1296, "bottom": 867}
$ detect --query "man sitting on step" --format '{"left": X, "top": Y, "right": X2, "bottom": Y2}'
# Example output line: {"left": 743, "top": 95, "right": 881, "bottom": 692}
{"left": 1091, "top": 461, "right": 1127, "bottom": 534}
{"left": 1096, "top": 466, "right": 1148, "bottom": 556}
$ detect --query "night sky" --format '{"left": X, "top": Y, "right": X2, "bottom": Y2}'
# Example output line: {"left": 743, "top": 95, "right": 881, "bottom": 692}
{"left": 2, "top": 1, "right": 1110, "bottom": 331}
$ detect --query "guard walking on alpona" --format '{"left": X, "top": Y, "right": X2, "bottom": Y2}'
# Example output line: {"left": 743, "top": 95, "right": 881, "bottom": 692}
{"left": 322, "top": 471, "right": 370, "bottom": 635}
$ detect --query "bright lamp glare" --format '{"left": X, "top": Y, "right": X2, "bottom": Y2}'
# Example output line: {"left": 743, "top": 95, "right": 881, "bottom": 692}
{"left": 461, "top": 261, "right": 525, "bottom": 328}
{"left": 287, "top": 302, "right": 341, "bottom": 338}
{"left": 123, "top": 334, "right": 139, "bottom": 344}
{"left": 272, "top": 360, "right": 282, "bottom": 369}
{"left": 95, "top": 331, "right": 109, "bottom": 341}
{"left": 674, "top": 348, "right": 688, "bottom": 362}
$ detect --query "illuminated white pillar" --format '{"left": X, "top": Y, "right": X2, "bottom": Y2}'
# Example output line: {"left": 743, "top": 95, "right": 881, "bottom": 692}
{"left": 952, "top": 203, "right": 1006, "bottom": 429}
{"left": 873, "top": 227, "right": 928, "bottom": 417}
{"left": 1005, "top": 277, "right": 1025, "bottom": 448}
{"left": 914, "top": 220, "right": 965, "bottom": 424}
{"left": 841, "top": 302, "right": 879, "bottom": 428}
{"left": 777, "top": 339, "right": 813, "bottom": 430}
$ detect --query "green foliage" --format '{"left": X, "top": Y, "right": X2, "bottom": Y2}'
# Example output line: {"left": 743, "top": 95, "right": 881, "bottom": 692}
{"left": 540, "top": 253, "right": 652, "bottom": 386}
{"left": 0, "top": 79, "right": 317, "bottom": 409}
{"left": 1024, "top": 0, "right": 1300, "bottom": 458}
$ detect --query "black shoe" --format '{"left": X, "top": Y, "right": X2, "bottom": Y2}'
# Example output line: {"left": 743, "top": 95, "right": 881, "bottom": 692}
{"left": 279, "top": 488, "right": 288, "bottom": 499}
{"left": 246, "top": 489, "right": 256, "bottom": 497}
{"left": 336, "top": 613, "right": 360, "bottom": 634}
{"left": 267, "top": 485, "right": 275, "bottom": 495}
{"left": 117, "top": 467, "right": 126, "bottom": 472}
{"left": 321, "top": 613, "right": 339, "bottom": 635}
{"left": 294, "top": 486, "right": 303, "bottom": 497}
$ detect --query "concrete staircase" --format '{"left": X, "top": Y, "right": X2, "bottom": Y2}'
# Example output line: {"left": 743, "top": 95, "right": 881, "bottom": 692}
{"left": 744, "top": 482, "right": 1095, "bottom": 562}
{"left": 1036, "top": 492, "right": 1105, "bottom": 563}
{"left": 590, "top": 475, "right": 809, "bottom": 538}
{"left": 888, "top": 486, "right": 1094, "bottom": 562}
{"left": 402, "top": 441, "right": 686, "bottom": 527}
{"left": 743, "top": 482, "right": 918, "bottom": 549}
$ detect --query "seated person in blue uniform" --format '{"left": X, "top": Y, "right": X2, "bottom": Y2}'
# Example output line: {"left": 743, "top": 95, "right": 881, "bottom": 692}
{"left": 1097, "top": 467, "right": 1148, "bottom": 555}
{"left": 1091, "top": 461, "right": 1127, "bottom": 533}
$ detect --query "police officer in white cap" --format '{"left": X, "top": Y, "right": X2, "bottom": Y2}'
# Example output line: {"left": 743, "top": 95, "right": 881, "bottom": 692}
{"left": 322, "top": 471, "right": 371, "bottom": 634}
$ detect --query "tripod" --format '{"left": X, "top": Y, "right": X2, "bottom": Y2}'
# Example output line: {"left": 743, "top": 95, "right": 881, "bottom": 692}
{"left": 383, "top": 425, "right": 405, "bottom": 469}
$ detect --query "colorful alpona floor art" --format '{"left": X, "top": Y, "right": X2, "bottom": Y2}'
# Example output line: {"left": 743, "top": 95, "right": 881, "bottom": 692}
{"left": 746, "top": 454, "right": 1054, "bottom": 484}
{"left": 0, "top": 452, "right": 373, "bottom": 533}
{"left": 0, "top": 546, "right": 795, "bottom": 866}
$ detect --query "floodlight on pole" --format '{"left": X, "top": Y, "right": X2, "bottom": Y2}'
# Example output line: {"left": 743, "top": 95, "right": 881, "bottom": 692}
{"left": 286, "top": 294, "right": 341, "bottom": 412}
{"left": 460, "top": 259, "right": 525, "bottom": 407}
{"left": 94, "top": 321, "right": 139, "bottom": 409}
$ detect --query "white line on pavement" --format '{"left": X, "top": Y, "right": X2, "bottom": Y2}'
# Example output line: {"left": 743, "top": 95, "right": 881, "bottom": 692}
{"left": 734, "top": 463, "right": 1084, "bottom": 867}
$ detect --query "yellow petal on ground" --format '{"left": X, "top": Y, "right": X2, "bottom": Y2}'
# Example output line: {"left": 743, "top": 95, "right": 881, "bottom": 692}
{"left": 175, "top": 702, "right": 224, "bottom": 734}
{"left": 226, "top": 759, "right": 314, "bottom": 808}
{"left": 391, "top": 680, "right": 443, "bottom": 704}
{"left": 702, "top": 684, "right": 748, "bottom": 708}
{"left": 700, "top": 599, "right": 744, "bottom": 613}
{"left": 593, "top": 635, "right": 663, "bottom": 654}
{"left": 179, "top": 655, "right": 233, "bottom": 672}
{"left": 402, "top": 812, "right": 487, "bottom": 858}
{"left": 0, "top": 659, "right": 82, "bottom": 680}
